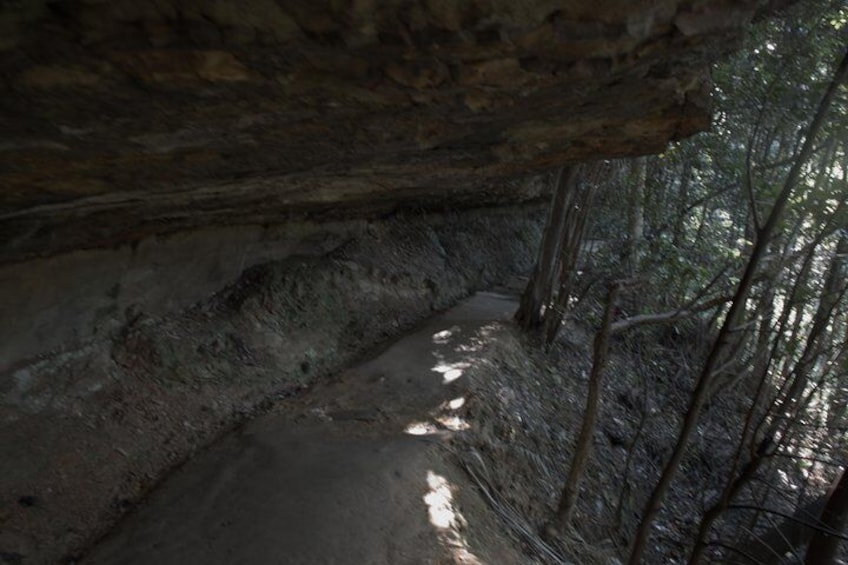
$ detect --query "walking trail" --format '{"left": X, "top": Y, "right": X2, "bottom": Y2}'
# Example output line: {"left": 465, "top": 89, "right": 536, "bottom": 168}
{"left": 81, "top": 292, "right": 526, "bottom": 565}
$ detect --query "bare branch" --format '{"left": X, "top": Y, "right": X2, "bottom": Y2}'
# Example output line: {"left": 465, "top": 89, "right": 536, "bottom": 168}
{"left": 726, "top": 504, "right": 848, "bottom": 541}
{"left": 772, "top": 451, "right": 846, "bottom": 468}
{"left": 610, "top": 295, "right": 730, "bottom": 334}
{"left": 705, "top": 540, "right": 767, "bottom": 565}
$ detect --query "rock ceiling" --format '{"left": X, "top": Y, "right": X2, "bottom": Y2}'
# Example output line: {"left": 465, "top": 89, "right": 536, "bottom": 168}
{"left": 1, "top": 0, "right": 782, "bottom": 263}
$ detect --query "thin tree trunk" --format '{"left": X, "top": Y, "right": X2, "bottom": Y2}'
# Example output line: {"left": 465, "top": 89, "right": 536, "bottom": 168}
{"left": 805, "top": 468, "right": 848, "bottom": 564}
{"left": 550, "top": 290, "right": 726, "bottom": 537}
{"left": 626, "top": 157, "right": 646, "bottom": 277}
{"left": 737, "top": 495, "right": 831, "bottom": 564}
{"left": 780, "top": 234, "right": 848, "bottom": 417}
{"left": 627, "top": 47, "right": 848, "bottom": 565}
{"left": 672, "top": 161, "right": 692, "bottom": 248}
{"left": 826, "top": 329, "right": 848, "bottom": 431}
{"left": 690, "top": 232, "right": 848, "bottom": 563}
{"left": 543, "top": 167, "right": 596, "bottom": 345}
{"left": 688, "top": 441, "right": 773, "bottom": 564}
{"left": 550, "top": 282, "right": 621, "bottom": 533}
{"left": 516, "top": 167, "right": 576, "bottom": 330}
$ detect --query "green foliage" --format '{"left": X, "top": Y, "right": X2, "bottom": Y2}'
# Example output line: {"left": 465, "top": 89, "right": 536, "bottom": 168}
{"left": 584, "top": 0, "right": 848, "bottom": 314}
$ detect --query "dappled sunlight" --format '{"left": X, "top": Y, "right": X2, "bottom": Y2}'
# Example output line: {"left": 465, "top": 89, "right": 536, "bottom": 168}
{"left": 405, "top": 421, "right": 441, "bottom": 435}
{"left": 431, "top": 361, "right": 470, "bottom": 384}
{"left": 777, "top": 468, "right": 798, "bottom": 491}
{"left": 448, "top": 397, "right": 466, "bottom": 410}
{"left": 435, "top": 415, "right": 471, "bottom": 431}
{"left": 404, "top": 401, "right": 471, "bottom": 437}
{"left": 432, "top": 326, "right": 462, "bottom": 345}
{"left": 423, "top": 470, "right": 483, "bottom": 565}
{"left": 430, "top": 324, "right": 505, "bottom": 385}
{"left": 405, "top": 396, "right": 471, "bottom": 435}
{"left": 425, "top": 471, "right": 456, "bottom": 529}
{"left": 403, "top": 319, "right": 508, "bottom": 439}
{"left": 434, "top": 396, "right": 471, "bottom": 431}
{"left": 412, "top": 321, "right": 510, "bottom": 435}
{"left": 399, "top": 308, "right": 514, "bottom": 565}
{"left": 476, "top": 322, "right": 502, "bottom": 341}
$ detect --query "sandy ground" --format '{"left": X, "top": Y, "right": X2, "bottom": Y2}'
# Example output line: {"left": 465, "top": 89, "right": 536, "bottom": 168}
{"left": 79, "top": 293, "right": 526, "bottom": 564}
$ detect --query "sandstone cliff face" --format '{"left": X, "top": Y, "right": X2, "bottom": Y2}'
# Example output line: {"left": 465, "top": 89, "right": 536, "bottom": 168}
{"left": 2, "top": 0, "right": 774, "bottom": 264}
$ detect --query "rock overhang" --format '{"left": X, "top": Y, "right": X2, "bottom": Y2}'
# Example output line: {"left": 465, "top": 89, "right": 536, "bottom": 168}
{"left": 0, "top": 0, "right": 784, "bottom": 263}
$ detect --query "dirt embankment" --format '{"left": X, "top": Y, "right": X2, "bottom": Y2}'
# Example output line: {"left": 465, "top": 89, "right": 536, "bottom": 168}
{"left": 0, "top": 205, "right": 542, "bottom": 564}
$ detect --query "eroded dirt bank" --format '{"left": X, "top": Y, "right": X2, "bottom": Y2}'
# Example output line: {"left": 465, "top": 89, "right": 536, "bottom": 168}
{"left": 0, "top": 205, "right": 542, "bottom": 564}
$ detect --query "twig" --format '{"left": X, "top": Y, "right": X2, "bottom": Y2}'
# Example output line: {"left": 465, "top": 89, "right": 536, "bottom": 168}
{"left": 726, "top": 504, "right": 848, "bottom": 541}
{"left": 705, "top": 540, "right": 767, "bottom": 565}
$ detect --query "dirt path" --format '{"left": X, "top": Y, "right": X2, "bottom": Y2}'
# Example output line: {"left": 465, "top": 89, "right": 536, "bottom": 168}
{"left": 81, "top": 292, "right": 525, "bottom": 565}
